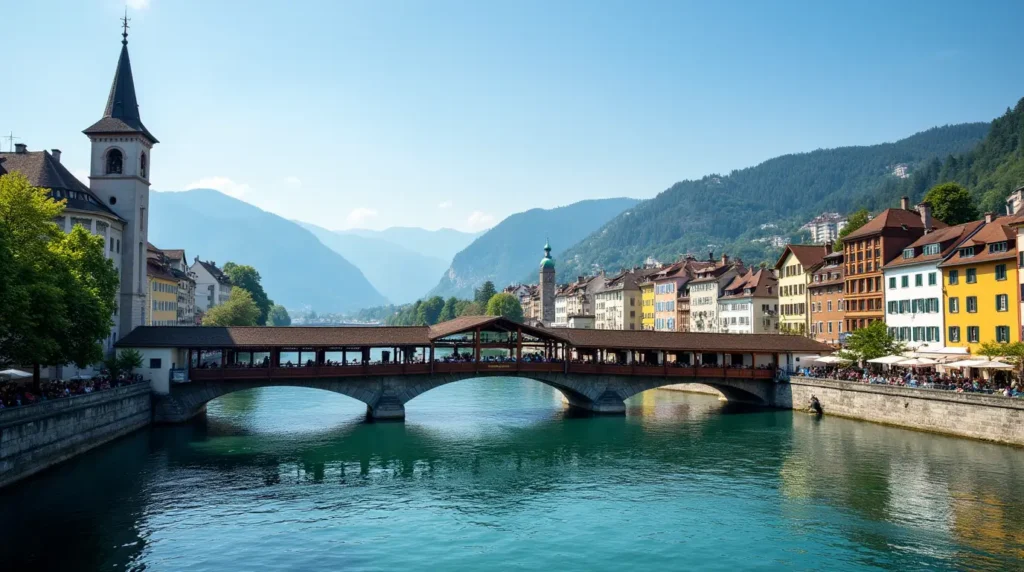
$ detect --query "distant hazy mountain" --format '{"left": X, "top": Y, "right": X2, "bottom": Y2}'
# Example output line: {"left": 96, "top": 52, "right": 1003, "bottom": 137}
{"left": 149, "top": 189, "right": 387, "bottom": 313}
{"left": 429, "top": 198, "right": 639, "bottom": 299}
{"left": 297, "top": 221, "right": 450, "bottom": 304}
{"left": 342, "top": 227, "right": 482, "bottom": 262}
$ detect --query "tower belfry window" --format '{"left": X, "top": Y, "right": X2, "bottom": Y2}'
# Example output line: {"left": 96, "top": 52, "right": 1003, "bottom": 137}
{"left": 140, "top": 152, "right": 147, "bottom": 178}
{"left": 106, "top": 149, "right": 123, "bottom": 174}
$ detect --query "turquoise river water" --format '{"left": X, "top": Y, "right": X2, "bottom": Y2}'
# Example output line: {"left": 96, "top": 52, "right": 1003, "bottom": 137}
{"left": 2, "top": 379, "right": 1024, "bottom": 571}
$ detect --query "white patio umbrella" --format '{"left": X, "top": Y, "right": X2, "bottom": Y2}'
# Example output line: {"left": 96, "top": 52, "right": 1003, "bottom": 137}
{"left": 945, "top": 359, "right": 988, "bottom": 368}
{"left": 972, "top": 360, "right": 1014, "bottom": 370}
{"left": 0, "top": 368, "right": 31, "bottom": 380}
{"left": 814, "top": 355, "right": 851, "bottom": 364}
{"left": 895, "top": 357, "right": 938, "bottom": 367}
{"left": 867, "top": 355, "right": 911, "bottom": 365}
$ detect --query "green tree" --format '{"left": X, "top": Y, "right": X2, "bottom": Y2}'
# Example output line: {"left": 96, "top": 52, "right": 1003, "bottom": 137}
{"left": 474, "top": 281, "right": 497, "bottom": 306}
{"left": 978, "top": 341, "right": 1024, "bottom": 380}
{"left": 203, "top": 288, "right": 261, "bottom": 326}
{"left": 416, "top": 296, "right": 445, "bottom": 325}
{"left": 485, "top": 293, "right": 524, "bottom": 322}
{"left": 834, "top": 208, "right": 870, "bottom": 251}
{"left": 222, "top": 262, "right": 273, "bottom": 325}
{"left": 0, "top": 173, "right": 119, "bottom": 384}
{"left": 457, "top": 301, "right": 484, "bottom": 316}
{"left": 438, "top": 297, "right": 459, "bottom": 322}
{"left": 118, "top": 348, "right": 143, "bottom": 375}
{"left": 266, "top": 304, "right": 291, "bottom": 326}
{"left": 922, "top": 182, "right": 979, "bottom": 225}
{"left": 843, "top": 321, "right": 905, "bottom": 361}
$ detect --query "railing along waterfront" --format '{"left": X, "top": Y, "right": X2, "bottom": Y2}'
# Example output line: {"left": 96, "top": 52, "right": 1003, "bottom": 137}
{"left": 186, "top": 362, "right": 776, "bottom": 382}
{"left": 793, "top": 375, "right": 1024, "bottom": 400}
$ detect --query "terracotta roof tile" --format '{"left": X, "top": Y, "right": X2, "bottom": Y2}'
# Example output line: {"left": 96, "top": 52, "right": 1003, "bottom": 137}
{"left": 842, "top": 208, "right": 947, "bottom": 242}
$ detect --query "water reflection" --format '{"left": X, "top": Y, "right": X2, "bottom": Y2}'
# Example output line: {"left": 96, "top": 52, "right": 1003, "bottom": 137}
{"left": 1, "top": 380, "right": 1023, "bottom": 571}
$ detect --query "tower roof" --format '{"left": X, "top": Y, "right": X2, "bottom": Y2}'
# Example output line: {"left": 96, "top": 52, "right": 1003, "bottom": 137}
{"left": 540, "top": 240, "right": 555, "bottom": 270}
{"left": 83, "top": 21, "right": 158, "bottom": 143}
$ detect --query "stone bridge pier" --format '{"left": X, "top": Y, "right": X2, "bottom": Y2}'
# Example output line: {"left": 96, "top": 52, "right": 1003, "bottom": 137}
{"left": 152, "top": 372, "right": 778, "bottom": 423}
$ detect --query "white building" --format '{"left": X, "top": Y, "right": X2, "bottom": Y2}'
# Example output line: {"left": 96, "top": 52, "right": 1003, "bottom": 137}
{"left": 190, "top": 258, "right": 233, "bottom": 312}
{"left": 801, "top": 213, "right": 848, "bottom": 245}
{"left": 881, "top": 220, "right": 982, "bottom": 347}
{"left": 718, "top": 268, "right": 779, "bottom": 334}
{"left": 688, "top": 255, "right": 744, "bottom": 333}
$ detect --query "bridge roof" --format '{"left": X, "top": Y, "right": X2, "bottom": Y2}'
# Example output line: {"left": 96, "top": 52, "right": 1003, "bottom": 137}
{"left": 557, "top": 329, "right": 830, "bottom": 354}
{"left": 428, "top": 315, "right": 567, "bottom": 341}
{"left": 116, "top": 325, "right": 433, "bottom": 348}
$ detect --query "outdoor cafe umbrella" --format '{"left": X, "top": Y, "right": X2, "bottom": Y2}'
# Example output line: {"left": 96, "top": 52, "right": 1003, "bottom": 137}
{"left": 972, "top": 360, "right": 1014, "bottom": 370}
{"left": 945, "top": 359, "right": 988, "bottom": 368}
{"left": 894, "top": 357, "right": 938, "bottom": 367}
{"left": 0, "top": 368, "right": 31, "bottom": 380}
{"left": 814, "top": 355, "right": 851, "bottom": 364}
{"left": 867, "top": 355, "right": 911, "bottom": 365}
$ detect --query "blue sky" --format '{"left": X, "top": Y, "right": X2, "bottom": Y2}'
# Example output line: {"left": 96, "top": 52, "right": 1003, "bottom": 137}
{"left": 3, "top": 0, "right": 1024, "bottom": 232}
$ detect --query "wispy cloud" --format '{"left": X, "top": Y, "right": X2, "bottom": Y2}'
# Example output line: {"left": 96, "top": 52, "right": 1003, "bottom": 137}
{"left": 438, "top": 200, "right": 453, "bottom": 209}
{"left": 185, "top": 176, "right": 251, "bottom": 199}
{"left": 284, "top": 176, "right": 302, "bottom": 188}
{"left": 127, "top": 0, "right": 151, "bottom": 10}
{"left": 346, "top": 207, "right": 379, "bottom": 226}
{"left": 466, "top": 211, "right": 496, "bottom": 231}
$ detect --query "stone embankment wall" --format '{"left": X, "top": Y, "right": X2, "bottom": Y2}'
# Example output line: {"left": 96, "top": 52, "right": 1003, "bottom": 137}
{"left": 0, "top": 383, "right": 151, "bottom": 488}
{"left": 776, "top": 377, "right": 1024, "bottom": 446}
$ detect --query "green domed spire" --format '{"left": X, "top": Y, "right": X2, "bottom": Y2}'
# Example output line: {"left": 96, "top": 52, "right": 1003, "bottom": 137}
{"left": 540, "top": 241, "right": 554, "bottom": 270}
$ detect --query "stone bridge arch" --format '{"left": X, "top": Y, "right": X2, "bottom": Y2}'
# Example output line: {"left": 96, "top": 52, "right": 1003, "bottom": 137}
{"left": 153, "top": 373, "right": 776, "bottom": 423}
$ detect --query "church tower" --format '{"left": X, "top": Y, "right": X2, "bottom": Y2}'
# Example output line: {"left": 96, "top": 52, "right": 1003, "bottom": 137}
{"left": 84, "top": 16, "right": 158, "bottom": 336}
{"left": 539, "top": 241, "right": 555, "bottom": 325}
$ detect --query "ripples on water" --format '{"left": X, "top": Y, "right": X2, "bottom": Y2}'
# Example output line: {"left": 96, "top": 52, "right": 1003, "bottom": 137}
{"left": 2, "top": 379, "right": 1024, "bottom": 571}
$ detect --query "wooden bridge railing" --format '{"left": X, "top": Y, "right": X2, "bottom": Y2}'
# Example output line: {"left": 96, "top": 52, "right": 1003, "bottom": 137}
{"left": 187, "top": 362, "right": 774, "bottom": 382}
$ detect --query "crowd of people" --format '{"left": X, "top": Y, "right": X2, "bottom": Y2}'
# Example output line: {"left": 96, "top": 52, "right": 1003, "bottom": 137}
{"left": 0, "top": 372, "right": 143, "bottom": 409}
{"left": 802, "top": 366, "right": 1021, "bottom": 396}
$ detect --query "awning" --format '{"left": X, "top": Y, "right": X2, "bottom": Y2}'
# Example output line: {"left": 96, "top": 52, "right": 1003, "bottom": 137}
{"left": 813, "top": 355, "right": 851, "bottom": 364}
{"left": 866, "top": 355, "right": 911, "bottom": 365}
{"left": 0, "top": 368, "right": 32, "bottom": 380}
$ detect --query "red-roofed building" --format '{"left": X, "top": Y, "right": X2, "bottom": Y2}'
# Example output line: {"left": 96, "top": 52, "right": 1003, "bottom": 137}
{"left": 843, "top": 197, "right": 945, "bottom": 333}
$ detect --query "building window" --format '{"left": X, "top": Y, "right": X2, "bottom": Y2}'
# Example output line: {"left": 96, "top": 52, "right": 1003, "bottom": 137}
{"left": 997, "top": 326, "right": 1011, "bottom": 343}
{"left": 915, "top": 274, "right": 923, "bottom": 287}
{"left": 990, "top": 241, "right": 1008, "bottom": 253}
{"left": 949, "top": 326, "right": 960, "bottom": 343}
{"left": 923, "top": 243, "right": 940, "bottom": 255}
{"left": 966, "top": 296, "right": 977, "bottom": 313}
{"left": 105, "top": 148, "right": 123, "bottom": 174}
{"left": 928, "top": 272, "right": 936, "bottom": 286}
{"left": 901, "top": 276, "right": 909, "bottom": 288}
{"left": 948, "top": 270, "right": 958, "bottom": 285}
{"left": 149, "top": 358, "right": 162, "bottom": 369}
{"left": 966, "top": 268, "right": 977, "bottom": 283}
{"left": 997, "top": 294, "right": 1009, "bottom": 312}
{"left": 903, "top": 248, "right": 914, "bottom": 259}
{"left": 967, "top": 326, "right": 979, "bottom": 343}
{"left": 959, "top": 247, "right": 975, "bottom": 258}
{"left": 140, "top": 152, "right": 148, "bottom": 178}
{"left": 996, "top": 264, "right": 1007, "bottom": 281}
{"left": 889, "top": 277, "right": 896, "bottom": 289}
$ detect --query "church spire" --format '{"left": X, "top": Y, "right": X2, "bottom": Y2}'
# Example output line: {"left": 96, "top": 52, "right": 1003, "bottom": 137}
{"left": 83, "top": 10, "right": 158, "bottom": 143}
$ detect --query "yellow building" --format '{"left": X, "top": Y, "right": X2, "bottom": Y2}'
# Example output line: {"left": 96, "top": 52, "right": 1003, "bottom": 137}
{"left": 774, "top": 245, "right": 829, "bottom": 335}
{"left": 640, "top": 281, "right": 655, "bottom": 331}
{"left": 939, "top": 216, "right": 1020, "bottom": 353}
{"left": 147, "top": 260, "right": 179, "bottom": 326}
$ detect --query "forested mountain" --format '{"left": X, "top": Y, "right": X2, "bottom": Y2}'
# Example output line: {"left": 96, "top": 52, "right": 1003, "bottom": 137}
{"left": 297, "top": 221, "right": 451, "bottom": 304}
{"left": 149, "top": 189, "right": 387, "bottom": 312}
{"left": 868, "top": 98, "right": 1024, "bottom": 214}
{"left": 342, "top": 227, "right": 481, "bottom": 262}
{"left": 429, "top": 198, "right": 639, "bottom": 299}
{"left": 557, "top": 122, "right": 990, "bottom": 279}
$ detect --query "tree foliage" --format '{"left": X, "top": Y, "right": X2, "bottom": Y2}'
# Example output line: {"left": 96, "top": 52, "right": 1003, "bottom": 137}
{"left": 222, "top": 262, "right": 273, "bottom": 325}
{"left": 266, "top": 304, "right": 291, "bottom": 326}
{"left": 485, "top": 293, "right": 524, "bottom": 322}
{"left": 438, "top": 297, "right": 459, "bottom": 322}
{"left": 922, "top": 182, "right": 979, "bottom": 225}
{"left": 843, "top": 321, "right": 905, "bottom": 361}
{"left": 416, "top": 296, "right": 445, "bottom": 325}
{"left": 978, "top": 341, "right": 1024, "bottom": 380}
{"left": 0, "top": 173, "right": 119, "bottom": 381}
{"left": 474, "top": 281, "right": 497, "bottom": 306}
{"left": 202, "top": 288, "right": 261, "bottom": 326}
{"left": 834, "top": 208, "right": 870, "bottom": 251}
{"left": 102, "top": 348, "right": 143, "bottom": 380}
